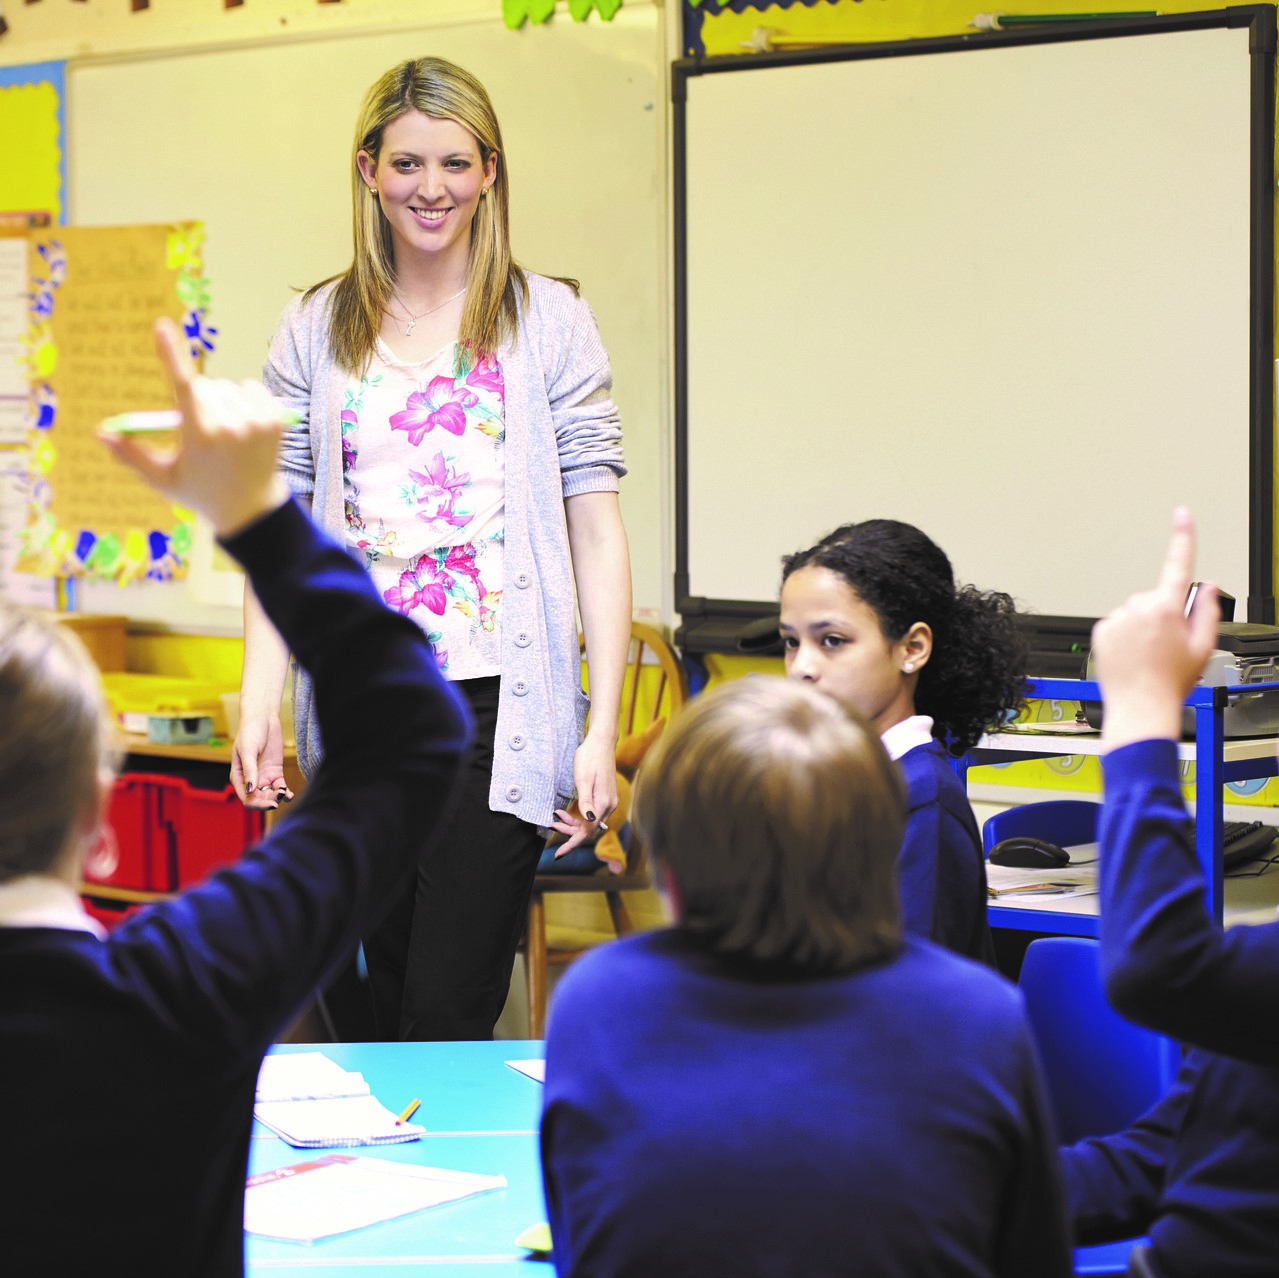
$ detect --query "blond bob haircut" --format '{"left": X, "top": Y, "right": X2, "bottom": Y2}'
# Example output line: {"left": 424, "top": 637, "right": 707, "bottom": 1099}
{"left": 0, "top": 606, "right": 115, "bottom": 882}
{"left": 314, "top": 56, "right": 530, "bottom": 375}
{"left": 633, "top": 677, "right": 905, "bottom": 975}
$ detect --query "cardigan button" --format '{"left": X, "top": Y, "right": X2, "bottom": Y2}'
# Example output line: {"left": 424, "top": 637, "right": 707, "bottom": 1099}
{"left": 509, "top": 734, "right": 527, "bottom": 751}
{"left": 507, "top": 786, "right": 523, "bottom": 802}
{"left": 514, "top": 631, "right": 532, "bottom": 648}
{"left": 513, "top": 678, "right": 529, "bottom": 696}
{"left": 514, "top": 572, "right": 531, "bottom": 589}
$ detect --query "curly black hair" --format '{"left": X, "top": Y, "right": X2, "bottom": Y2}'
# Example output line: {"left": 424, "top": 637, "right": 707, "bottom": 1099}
{"left": 781, "top": 520, "right": 1026, "bottom": 754}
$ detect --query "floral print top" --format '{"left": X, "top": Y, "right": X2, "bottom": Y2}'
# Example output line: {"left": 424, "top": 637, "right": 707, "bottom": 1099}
{"left": 343, "top": 340, "right": 506, "bottom": 679}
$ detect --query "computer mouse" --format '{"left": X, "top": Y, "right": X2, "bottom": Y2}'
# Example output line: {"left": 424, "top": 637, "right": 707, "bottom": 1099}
{"left": 988, "top": 836, "right": 1071, "bottom": 869}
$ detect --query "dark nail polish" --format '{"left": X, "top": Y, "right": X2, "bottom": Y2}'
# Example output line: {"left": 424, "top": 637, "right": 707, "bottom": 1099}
{"left": 585, "top": 810, "right": 597, "bottom": 822}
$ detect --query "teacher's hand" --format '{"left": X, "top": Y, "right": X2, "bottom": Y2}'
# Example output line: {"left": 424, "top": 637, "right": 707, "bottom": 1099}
{"left": 549, "top": 731, "right": 618, "bottom": 855}
{"left": 231, "top": 712, "right": 294, "bottom": 810}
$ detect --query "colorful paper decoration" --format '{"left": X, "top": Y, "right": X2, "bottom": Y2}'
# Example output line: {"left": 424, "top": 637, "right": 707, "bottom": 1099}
{"left": 504, "top": 0, "right": 622, "bottom": 29}
{"left": 16, "top": 222, "right": 213, "bottom": 584}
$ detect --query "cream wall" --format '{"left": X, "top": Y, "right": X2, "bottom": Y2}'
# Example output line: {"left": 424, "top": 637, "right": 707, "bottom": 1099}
{"left": 0, "top": 0, "right": 673, "bottom": 633}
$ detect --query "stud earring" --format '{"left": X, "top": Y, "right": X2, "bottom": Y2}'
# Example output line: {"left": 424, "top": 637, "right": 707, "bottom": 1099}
{"left": 369, "top": 187, "right": 379, "bottom": 196}
{"left": 904, "top": 664, "right": 915, "bottom": 673}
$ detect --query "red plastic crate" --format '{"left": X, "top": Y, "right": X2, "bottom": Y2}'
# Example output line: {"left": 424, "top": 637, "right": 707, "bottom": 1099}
{"left": 89, "top": 773, "right": 181, "bottom": 892}
{"left": 156, "top": 778, "right": 265, "bottom": 888}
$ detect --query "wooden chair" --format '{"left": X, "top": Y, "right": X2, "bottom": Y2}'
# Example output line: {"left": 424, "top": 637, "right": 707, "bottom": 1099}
{"left": 523, "top": 622, "right": 688, "bottom": 1038}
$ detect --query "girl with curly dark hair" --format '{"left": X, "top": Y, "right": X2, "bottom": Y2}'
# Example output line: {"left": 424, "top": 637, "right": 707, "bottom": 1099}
{"left": 779, "top": 519, "right": 1025, "bottom": 963}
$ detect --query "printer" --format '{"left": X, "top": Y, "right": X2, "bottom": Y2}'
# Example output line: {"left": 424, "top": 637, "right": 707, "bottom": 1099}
{"left": 1084, "top": 621, "right": 1279, "bottom": 738}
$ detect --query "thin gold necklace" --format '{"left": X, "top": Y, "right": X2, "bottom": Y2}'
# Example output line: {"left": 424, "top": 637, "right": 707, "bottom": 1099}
{"left": 389, "top": 286, "right": 466, "bottom": 336}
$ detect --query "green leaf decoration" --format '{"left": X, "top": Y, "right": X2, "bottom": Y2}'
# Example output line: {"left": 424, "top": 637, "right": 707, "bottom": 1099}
{"left": 505, "top": 0, "right": 621, "bottom": 28}
{"left": 504, "top": 0, "right": 621, "bottom": 27}
{"left": 170, "top": 522, "right": 194, "bottom": 557}
{"left": 92, "top": 533, "right": 122, "bottom": 573}
{"left": 176, "top": 272, "right": 212, "bottom": 310}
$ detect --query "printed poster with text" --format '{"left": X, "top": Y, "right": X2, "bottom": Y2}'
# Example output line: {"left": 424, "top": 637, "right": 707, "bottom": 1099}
{"left": 18, "top": 223, "right": 215, "bottom": 582}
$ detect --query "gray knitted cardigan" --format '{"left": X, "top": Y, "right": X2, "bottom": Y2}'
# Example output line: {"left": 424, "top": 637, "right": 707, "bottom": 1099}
{"left": 263, "top": 273, "right": 626, "bottom": 828}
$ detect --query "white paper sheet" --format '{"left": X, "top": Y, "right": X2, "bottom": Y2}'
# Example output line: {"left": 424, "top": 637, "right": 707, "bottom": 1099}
{"left": 255, "top": 1051, "right": 371, "bottom": 1102}
{"left": 505, "top": 1059, "right": 545, "bottom": 1083}
{"left": 244, "top": 1153, "right": 506, "bottom": 1244}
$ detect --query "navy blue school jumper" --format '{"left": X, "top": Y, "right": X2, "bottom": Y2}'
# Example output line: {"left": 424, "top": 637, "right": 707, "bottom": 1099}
{"left": 0, "top": 500, "right": 469, "bottom": 1276}
{"left": 1060, "top": 740, "right": 1279, "bottom": 1276}
{"left": 541, "top": 929, "right": 1072, "bottom": 1277}
{"left": 896, "top": 737, "right": 997, "bottom": 964}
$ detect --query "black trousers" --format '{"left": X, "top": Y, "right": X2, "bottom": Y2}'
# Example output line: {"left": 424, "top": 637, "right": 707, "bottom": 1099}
{"left": 363, "top": 676, "right": 546, "bottom": 1041}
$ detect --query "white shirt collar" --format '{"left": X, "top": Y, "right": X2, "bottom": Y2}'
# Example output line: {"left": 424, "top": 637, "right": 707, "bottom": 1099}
{"left": 0, "top": 875, "right": 107, "bottom": 939}
{"left": 880, "top": 715, "right": 936, "bottom": 762}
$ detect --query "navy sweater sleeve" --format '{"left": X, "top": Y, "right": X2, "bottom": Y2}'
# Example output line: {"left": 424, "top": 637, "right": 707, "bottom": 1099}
{"left": 1058, "top": 1055, "right": 1193, "bottom": 1244}
{"left": 104, "top": 499, "right": 471, "bottom": 1054}
{"left": 1098, "top": 740, "right": 1279, "bottom": 1065}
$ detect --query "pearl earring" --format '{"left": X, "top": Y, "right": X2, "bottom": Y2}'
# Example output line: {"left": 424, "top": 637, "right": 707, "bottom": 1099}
{"left": 904, "top": 664, "right": 915, "bottom": 673}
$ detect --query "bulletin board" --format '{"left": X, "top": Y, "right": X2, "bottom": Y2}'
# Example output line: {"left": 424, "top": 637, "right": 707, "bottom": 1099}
{"left": 63, "top": 10, "right": 664, "bottom": 628}
{"left": 16, "top": 223, "right": 210, "bottom": 584}
{"left": 0, "top": 60, "right": 65, "bottom": 226}
{"left": 673, "top": 9, "right": 1276, "bottom": 649}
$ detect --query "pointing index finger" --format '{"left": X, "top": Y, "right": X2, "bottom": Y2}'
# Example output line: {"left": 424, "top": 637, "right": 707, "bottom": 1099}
{"left": 1157, "top": 506, "right": 1197, "bottom": 605}
{"left": 152, "top": 317, "right": 199, "bottom": 424}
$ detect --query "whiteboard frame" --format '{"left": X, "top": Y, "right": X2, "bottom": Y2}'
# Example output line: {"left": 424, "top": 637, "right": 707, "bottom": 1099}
{"left": 671, "top": 8, "right": 1276, "bottom": 659}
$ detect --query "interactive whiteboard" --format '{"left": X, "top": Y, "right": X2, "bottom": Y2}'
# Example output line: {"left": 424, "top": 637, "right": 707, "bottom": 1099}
{"left": 674, "top": 11, "right": 1275, "bottom": 643}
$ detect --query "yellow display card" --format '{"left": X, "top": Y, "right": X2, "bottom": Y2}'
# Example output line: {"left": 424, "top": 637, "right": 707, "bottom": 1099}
{"left": 18, "top": 222, "right": 213, "bottom": 582}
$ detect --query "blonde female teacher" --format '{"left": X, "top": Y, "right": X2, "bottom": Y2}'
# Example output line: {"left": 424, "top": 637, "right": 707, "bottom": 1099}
{"left": 232, "top": 56, "right": 631, "bottom": 1041}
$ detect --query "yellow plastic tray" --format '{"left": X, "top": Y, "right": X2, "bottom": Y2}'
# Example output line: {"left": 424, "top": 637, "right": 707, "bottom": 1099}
{"left": 101, "top": 673, "right": 235, "bottom": 736}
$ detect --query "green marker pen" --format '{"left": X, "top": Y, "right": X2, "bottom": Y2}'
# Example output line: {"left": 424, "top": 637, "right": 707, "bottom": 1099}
{"left": 99, "top": 408, "right": 303, "bottom": 435}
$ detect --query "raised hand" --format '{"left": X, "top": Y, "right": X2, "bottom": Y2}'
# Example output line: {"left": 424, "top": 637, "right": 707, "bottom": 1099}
{"left": 1091, "top": 507, "right": 1220, "bottom": 748}
{"left": 98, "top": 317, "right": 290, "bottom": 537}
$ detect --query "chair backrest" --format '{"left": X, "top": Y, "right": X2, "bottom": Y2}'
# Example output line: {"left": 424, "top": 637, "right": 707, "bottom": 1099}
{"left": 1018, "top": 937, "right": 1180, "bottom": 1145}
{"left": 620, "top": 621, "right": 688, "bottom": 736}
{"left": 983, "top": 799, "right": 1101, "bottom": 855}
{"left": 580, "top": 621, "right": 689, "bottom": 741}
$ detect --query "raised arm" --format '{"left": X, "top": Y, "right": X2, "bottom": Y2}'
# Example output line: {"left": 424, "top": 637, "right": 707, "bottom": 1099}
{"left": 101, "top": 320, "right": 470, "bottom": 1050}
{"left": 1092, "top": 509, "right": 1279, "bottom": 1064}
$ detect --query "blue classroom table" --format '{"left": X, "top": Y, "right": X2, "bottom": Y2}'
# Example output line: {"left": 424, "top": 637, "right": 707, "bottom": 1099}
{"left": 244, "top": 1039, "right": 1139, "bottom": 1276}
{"left": 245, "top": 1040, "right": 550, "bottom": 1276}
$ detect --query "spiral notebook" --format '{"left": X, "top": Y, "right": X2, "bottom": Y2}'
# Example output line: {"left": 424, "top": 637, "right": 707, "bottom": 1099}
{"left": 254, "top": 1052, "right": 425, "bottom": 1148}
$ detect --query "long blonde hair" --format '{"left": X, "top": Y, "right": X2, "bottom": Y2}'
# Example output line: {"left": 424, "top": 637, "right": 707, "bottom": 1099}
{"left": 312, "top": 56, "right": 529, "bottom": 374}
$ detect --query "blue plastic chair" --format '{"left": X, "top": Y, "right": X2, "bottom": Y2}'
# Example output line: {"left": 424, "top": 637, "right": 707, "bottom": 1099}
{"left": 983, "top": 799, "right": 1101, "bottom": 856}
{"left": 1019, "top": 936, "right": 1180, "bottom": 1146}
